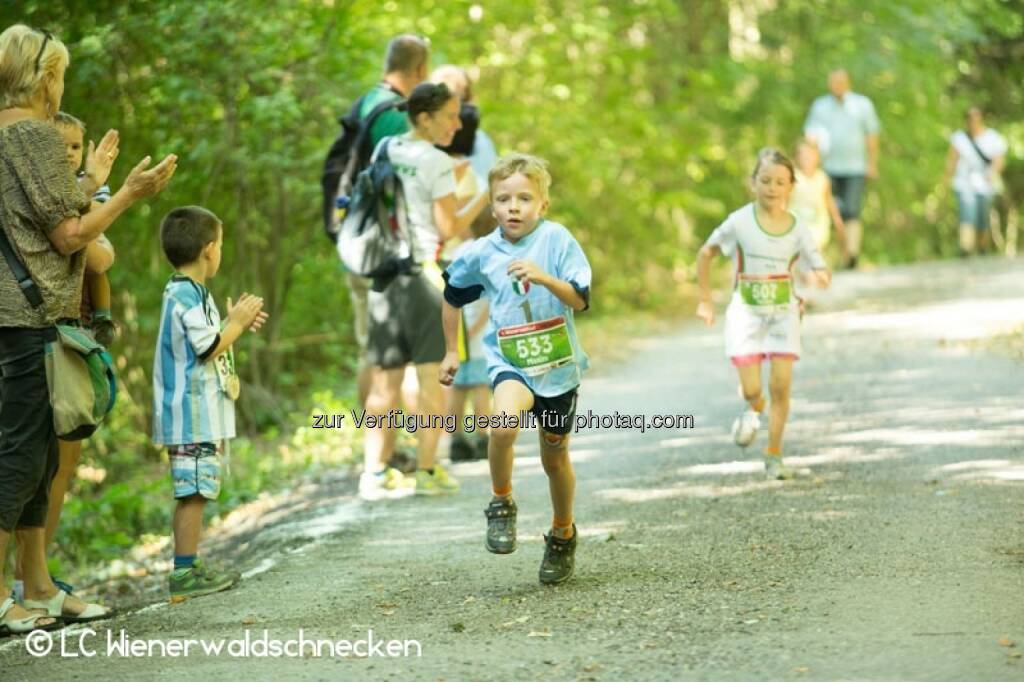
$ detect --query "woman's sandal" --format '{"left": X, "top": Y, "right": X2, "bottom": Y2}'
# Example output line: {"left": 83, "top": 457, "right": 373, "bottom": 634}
{"left": 22, "top": 589, "right": 112, "bottom": 624}
{"left": 0, "top": 595, "right": 60, "bottom": 636}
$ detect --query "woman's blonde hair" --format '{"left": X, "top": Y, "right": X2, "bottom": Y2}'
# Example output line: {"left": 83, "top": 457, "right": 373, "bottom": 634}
{"left": 0, "top": 25, "right": 69, "bottom": 110}
{"left": 488, "top": 153, "right": 552, "bottom": 202}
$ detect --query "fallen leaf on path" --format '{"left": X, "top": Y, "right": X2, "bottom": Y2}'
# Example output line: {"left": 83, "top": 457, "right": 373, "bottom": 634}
{"left": 998, "top": 636, "right": 1016, "bottom": 647}
{"left": 241, "top": 617, "right": 256, "bottom": 625}
{"left": 502, "top": 615, "right": 531, "bottom": 627}
{"left": 794, "top": 667, "right": 810, "bottom": 673}
{"left": 450, "top": 622, "right": 465, "bottom": 633}
{"left": 527, "top": 630, "right": 553, "bottom": 637}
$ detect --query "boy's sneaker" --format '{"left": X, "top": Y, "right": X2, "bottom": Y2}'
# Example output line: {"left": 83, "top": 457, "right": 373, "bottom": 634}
{"left": 415, "top": 465, "right": 459, "bottom": 496}
{"left": 169, "top": 558, "right": 239, "bottom": 602}
{"left": 764, "top": 455, "right": 794, "bottom": 481}
{"left": 484, "top": 497, "right": 517, "bottom": 554}
{"left": 449, "top": 434, "right": 476, "bottom": 463}
{"left": 359, "top": 468, "right": 415, "bottom": 501}
{"left": 731, "top": 409, "right": 760, "bottom": 447}
{"left": 539, "top": 524, "right": 577, "bottom": 585}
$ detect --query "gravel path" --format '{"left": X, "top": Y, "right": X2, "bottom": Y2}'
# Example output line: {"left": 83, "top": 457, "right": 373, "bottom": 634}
{"left": 3, "top": 258, "right": 1022, "bottom": 680}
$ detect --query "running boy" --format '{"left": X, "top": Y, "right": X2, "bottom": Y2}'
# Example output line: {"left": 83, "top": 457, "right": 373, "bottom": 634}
{"left": 696, "top": 148, "right": 830, "bottom": 479}
{"left": 440, "top": 153, "right": 591, "bottom": 585}
{"left": 153, "top": 206, "right": 268, "bottom": 601}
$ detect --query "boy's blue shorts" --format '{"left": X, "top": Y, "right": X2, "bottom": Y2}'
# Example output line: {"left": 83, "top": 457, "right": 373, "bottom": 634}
{"left": 169, "top": 442, "right": 222, "bottom": 500}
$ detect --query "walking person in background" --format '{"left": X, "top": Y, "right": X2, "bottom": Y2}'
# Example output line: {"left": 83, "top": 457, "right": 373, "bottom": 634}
{"left": 804, "top": 68, "right": 880, "bottom": 269}
{"left": 359, "top": 82, "right": 488, "bottom": 500}
{"left": 944, "top": 106, "right": 1007, "bottom": 256}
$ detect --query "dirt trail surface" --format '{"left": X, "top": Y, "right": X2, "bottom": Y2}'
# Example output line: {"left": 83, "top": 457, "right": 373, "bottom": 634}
{"left": 3, "top": 258, "right": 1023, "bottom": 681}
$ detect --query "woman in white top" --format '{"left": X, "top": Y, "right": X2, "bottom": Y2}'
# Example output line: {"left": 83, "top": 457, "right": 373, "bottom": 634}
{"left": 945, "top": 107, "right": 1007, "bottom": 255}
{"left": 360, "top": 82, "right": 488, "bottom": 501}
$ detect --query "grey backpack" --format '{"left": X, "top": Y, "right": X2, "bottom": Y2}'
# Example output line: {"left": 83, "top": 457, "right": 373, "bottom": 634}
{"left": 335, "top": 137, "right": 416, "bottom": 291}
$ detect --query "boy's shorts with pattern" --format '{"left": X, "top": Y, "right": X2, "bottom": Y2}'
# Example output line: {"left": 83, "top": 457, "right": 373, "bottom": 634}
{"left": 169, "top": 442, "right": 222, "bottom": 500}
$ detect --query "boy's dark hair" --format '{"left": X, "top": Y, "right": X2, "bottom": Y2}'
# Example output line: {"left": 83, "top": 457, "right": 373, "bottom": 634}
{"left": 399, "top": 82, "right": 455, "bottom": 125}
{"left": 160, "top": 206, "right": 221, "bottom": 268}
{"left": 384, "top": 34, "right": 429, "bottom": 75}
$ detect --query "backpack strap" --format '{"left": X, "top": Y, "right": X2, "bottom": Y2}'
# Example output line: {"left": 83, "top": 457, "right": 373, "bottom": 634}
{"left": 0, "top": 227, "right": 44, "bottom": 308}
{"left": 343, "top": 98, "right": 402, "bottom": 182}
{"left": 965, "top": 130, "right": 992, "bottom": 166}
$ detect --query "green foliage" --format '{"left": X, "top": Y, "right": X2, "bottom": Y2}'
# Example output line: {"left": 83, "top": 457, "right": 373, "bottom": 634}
{"left": 2, "top": 0, "right": 1020, "bottom": 577}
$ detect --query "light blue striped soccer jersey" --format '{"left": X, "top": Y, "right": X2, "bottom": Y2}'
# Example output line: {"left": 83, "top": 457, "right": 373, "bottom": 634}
{"left": 152, "top": 276, "right": 236, "bottom": 445}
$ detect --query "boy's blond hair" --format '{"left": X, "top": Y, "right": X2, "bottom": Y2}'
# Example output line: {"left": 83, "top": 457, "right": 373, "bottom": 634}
{"left": 488, "top": 153, "right": 551, "bottom": 202}
{"left": 55, "top": 111, "right": 85, "bottom": 132}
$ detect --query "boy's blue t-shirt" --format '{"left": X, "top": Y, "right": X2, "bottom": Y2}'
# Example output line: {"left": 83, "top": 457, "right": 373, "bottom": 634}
{"left": 152, "top": 276, "right": 236, "bottom": 445}
{"left": 443, "top": 220, "right": 591, "bottom": 397}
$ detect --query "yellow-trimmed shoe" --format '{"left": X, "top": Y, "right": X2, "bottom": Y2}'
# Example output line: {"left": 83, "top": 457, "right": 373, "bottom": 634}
{"left": 415, "top": 465, "right": 459, "bottom": 496}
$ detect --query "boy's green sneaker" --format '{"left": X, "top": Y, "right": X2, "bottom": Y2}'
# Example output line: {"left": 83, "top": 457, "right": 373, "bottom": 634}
{"left": 415, "top": 464, "right": 459, "bottom": 495}
{"left": 484, "top": 497, "right": 517, "bottom": 554}
{"left": 539, "top": 524, "right": 577, "bottom": 585}
{"left": 169, "top": 558, "right": 239, "bottom": 603}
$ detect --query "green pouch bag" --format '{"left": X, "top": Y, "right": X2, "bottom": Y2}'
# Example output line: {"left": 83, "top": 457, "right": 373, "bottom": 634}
{"left": 44, "top": 324, "right": 118, "bottom": 441}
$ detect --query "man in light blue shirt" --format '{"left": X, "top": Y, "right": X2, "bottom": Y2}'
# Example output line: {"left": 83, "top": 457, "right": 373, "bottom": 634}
{"left": 804, "top": 69, "right": 880, "bottom": 269}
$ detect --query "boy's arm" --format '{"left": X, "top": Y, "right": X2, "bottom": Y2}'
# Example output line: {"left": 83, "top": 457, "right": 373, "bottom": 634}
{"left": 201, "top": 293, "right": 267, "bottom": 362}
{"left": 439, "top": 299, "right": 462, "bottom": 386}
{"left": 507, "top": 260, "right": 587, "bottom": 312}
{"left": 541, "top": 276, "right": 587, "bottom": 312}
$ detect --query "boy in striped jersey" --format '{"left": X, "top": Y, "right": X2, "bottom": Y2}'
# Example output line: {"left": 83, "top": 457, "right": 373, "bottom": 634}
{"left": 152, "top": 206, "right": 268, "bottom": 601}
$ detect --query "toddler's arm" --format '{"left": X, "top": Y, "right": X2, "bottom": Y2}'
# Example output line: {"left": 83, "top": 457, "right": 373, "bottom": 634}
{"left": 85, "top": 236, "right": 115, "bottom": 275}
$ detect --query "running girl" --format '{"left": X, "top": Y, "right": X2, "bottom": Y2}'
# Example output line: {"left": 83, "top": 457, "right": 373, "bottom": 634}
{"left": 696, "top": 148, "right": 830, "bottom": 479}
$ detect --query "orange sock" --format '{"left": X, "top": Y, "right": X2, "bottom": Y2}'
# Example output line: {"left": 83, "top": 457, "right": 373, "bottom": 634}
{"left": 764, "top": 446, "right": 781, "bottom": 457}
{"left": 552, "top": 515, "right": 574, "bottom": 539}
{"left": 751, "top": 396, "right": 766, "bottom": 413}
{"left": 492, "top": 484, "right": 512, "bottom": 499}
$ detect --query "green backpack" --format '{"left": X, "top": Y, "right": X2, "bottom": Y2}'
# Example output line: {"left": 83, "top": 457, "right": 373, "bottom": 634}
{"left": 44, "top": 324, "right": 117, "bottom": 440}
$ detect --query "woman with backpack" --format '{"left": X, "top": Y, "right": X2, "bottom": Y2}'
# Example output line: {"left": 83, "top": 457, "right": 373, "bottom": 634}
{"left": 945, "top": 106, "right": 1007, "bottom": 256}
{"left": 358, "top": 82, "right": 488, "bottom": 501}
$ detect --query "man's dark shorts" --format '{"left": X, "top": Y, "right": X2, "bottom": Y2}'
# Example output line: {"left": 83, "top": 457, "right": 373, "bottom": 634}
{"left": 366, "top": 271, "right": 445, "bottom": 368}
{"left": 493, "top": 371, "right": 579, "bottom": 436}
{"left": 829, "top": 174, "right": 866, "bottom": 221}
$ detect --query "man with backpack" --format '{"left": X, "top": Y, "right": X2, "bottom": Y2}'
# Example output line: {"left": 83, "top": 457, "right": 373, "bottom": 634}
{"left": 323, "top": 34, "right": 430, "bottom": 414}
